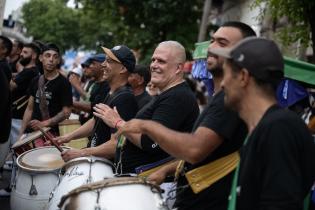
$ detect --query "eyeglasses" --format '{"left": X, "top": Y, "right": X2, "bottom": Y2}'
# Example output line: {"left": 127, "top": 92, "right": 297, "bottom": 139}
{"left": 105, "top": 58, "right": 121, "bottom": 64}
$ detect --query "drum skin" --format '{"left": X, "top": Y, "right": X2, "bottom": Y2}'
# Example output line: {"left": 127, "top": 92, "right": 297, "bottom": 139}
{"left": 10, "top": 146, "right": 66, "bottom": 210}
{"left": 46, "top": 156, "right": 114, "bottom": 210}
{"left": 11, "top": 127, "right": 51, "bottom": 156}
{"left": 59, "top": 177, "right": 169, "bottom": 210}
{"left": 58, "top": 120, "right": 88, "bottom": 149}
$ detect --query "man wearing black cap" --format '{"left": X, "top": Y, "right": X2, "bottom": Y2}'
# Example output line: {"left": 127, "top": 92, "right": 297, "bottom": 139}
{"left": 54, "top": 45, "right": 138, "bottom": 161}
{"left": 72, "top": 54, "right": 110, "bottom": 121}
{"left": 128, "top": 64, "right": 152, "bottom": 109}
{"left": 211, "top": 37, "right": 315, "bottom": 209}
{"left": 19, "top": 43, "right": 73, "bottom": 136}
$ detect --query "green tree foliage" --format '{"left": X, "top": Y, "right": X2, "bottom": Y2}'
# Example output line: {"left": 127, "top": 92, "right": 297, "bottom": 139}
{"left": 22, "top": 0, "right": 80, "bottom": 52}
{"left": 254, "top": 0, "right": 315, "bottom": 60}
{"left": 22, "top": 0, "right": 203, "bottom": 62}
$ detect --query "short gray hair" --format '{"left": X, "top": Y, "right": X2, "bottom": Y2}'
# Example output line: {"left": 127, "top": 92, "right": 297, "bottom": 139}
{"left": 158, "top": 41, "right": 186, "bottom": 63}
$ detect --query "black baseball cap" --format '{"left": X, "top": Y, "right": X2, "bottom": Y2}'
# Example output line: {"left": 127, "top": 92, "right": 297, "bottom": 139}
{"left": 90, "top": 54, "right": 106, "bottom": 63}
{"left": 209, "top": 37, "right": 284, "bottom": 81}
{"left": 102, "top": 45, "right": 136, "bottom": 73}
{"left": 42, "top": 43, "right": 60, "bottom": 55}
{"left": 81, "top": 58, "right": 91, "bottom": 68}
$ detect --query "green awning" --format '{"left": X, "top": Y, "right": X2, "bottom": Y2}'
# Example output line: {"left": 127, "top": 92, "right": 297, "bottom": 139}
{"left": 193, "top": 41, "right": 315, "bottom": 85}
{"left": 193, "top": 41, "right": 210, "bottom": 59}
{"left": 284, "top": 56, "right": 315, "bottom": 85}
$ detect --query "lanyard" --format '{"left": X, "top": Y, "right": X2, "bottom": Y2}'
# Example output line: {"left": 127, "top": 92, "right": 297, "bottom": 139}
{"left": 227, "top": 136, "right": 249, "bottom": 210}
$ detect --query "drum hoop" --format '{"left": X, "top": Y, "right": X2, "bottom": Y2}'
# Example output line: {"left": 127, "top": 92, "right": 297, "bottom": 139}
{"left": 61, "top": 156, "right": 114, "bottom": 174}
{"left": 11, "top": 127, "right": 51, "bottom": 149}
{"left": 58, "top": 119, "right": 81, "bottom": 126}
{"left": 58, "top": 177, "right": 162, "bottom": 208}
{"left": 16, "top": 146, "right": 68, "bottom": 173}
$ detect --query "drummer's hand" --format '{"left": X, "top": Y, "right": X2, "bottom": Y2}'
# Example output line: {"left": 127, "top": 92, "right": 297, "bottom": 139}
{"left": 116, "top": 119, "right": 145, "bottom": 136}
{"left": 93, "top": 104, "right": 122, "bottom": 128}
{"left": 61, "top": 149, "right": 86, "bottom": 162}
{"left": 28, "top": 120, "right": 49, "bottom": 130}
{"left": 146, "top": 168, "right": 167, "bottom": 185}
{"left": 53, "top": 134, "right": 71, "bottom": 145}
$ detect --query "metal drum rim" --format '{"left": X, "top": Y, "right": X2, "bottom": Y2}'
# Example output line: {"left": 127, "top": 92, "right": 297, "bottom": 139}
{"left": 16, "top": 146, "right": 69, "bottom": 173}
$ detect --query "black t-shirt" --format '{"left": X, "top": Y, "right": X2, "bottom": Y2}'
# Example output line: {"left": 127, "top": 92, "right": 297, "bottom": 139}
{"left": 237, "top": 105, "right": 315, "bottom": 210}
{"left": 12, "top": 66, "right": 39, "bottom": 119}
{"left": 89, "top": 80, "right": 110, "bottom": 114}
{"left": 29, "top": 74, "right": 73, "bottom": 133}
{"left": 0, "top": 58, "right": 12, "bottom": 81}
{"left": 0, "top": 69, "right": 11, "bottom": 143}
{"left": 135, "top": 90, "right": 152, "bottom": 110}
{"left": 175, "top": 91, "right": 247, "bottom": 210}
{"left": 9, "top": 59, "right": 19, "bottom": 73}
{"left": 89, "top": 85, "right": 138, "bottom": 147}
{"left": 117, "top": 82, "right": 199, "bottom": 174}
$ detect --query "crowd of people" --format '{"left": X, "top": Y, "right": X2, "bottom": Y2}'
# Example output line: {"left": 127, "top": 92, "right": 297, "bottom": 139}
{"left": 0, "top": 21, "right": 314, "bottom": 210}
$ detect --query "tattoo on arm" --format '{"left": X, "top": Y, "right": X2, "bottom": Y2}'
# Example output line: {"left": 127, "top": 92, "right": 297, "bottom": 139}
{"left": 48, "top": 111, "right": 67, "bottom": 126}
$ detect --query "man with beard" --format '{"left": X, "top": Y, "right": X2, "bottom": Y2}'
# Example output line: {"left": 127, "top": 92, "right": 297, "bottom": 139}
{"left": 212, "top": 37, "right": 315, "bottom": 210}
{"left": 19, "top": 43, "right": 72, "bottom": 136}
{"left": 0, "top": 43, "right": 40, "bottom": 196}
{"left": 115, "top": 22, "right": 255, "bottom": 210}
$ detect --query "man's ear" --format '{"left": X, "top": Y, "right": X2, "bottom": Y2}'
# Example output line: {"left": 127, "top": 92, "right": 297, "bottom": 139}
{"left": 39, "top": 54, "right": 43, "bottom": 62}
{"left": 120, "top": 66, "right": 128, "bottom": 74}
{"left": 175, "top": 63, "right": 183, "bottom": 74}
{"left": 240, "top": 68, "right": 250, "bottom": 87}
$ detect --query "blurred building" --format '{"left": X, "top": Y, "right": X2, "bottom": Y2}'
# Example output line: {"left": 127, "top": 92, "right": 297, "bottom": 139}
{"left": 1, "top": 5, "right": 32, "bottom": 43}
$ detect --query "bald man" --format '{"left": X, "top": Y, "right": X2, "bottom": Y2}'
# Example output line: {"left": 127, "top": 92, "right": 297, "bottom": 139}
{"left": 93, "top": 41, "right": 200, "bottom": 174}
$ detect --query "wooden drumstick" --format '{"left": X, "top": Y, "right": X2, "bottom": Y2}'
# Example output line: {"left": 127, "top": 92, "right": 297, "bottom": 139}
{"left": 37, "top": 126, "right": 64, "bottom": 153}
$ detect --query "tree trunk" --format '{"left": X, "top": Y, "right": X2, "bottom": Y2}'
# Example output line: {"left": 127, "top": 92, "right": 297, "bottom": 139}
{"left": 198, "top": 0, "right": 212, "bottom": 42}
{"left": 308, "top": 4, "right": 315, "bottom": 63}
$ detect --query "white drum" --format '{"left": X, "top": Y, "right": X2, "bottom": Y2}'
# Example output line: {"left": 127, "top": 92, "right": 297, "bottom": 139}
{"left": 59, "top": 177, "right": 169, "bottom": 210}
{"left": 46, "top": 156, "right": 114, "bottom": 210}
{"left": 10, "top": 146, "right": 66, "bottom": 210}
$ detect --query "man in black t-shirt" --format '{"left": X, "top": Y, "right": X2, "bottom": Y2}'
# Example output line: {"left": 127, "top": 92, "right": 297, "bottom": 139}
{"left": 0, "top": 36, "right": 13, "bottom": 81}
{"left": 211, "top": 37, "right": 315, "bottom": 209}
{"left": 115, "top": 22, "right": 255, "bottom": 210}
{"left": 128, "top": 64, "right": 152, "bottom": 109}
{"left": 9, "top": 40, "right": 23, "bottom": 76}
{"left": 19, "top": 43, "right": 72, "bottom": 136}
{"left": 54, "top": 45, "right": 138, "bottom": 162}
{"left": 72, "top": 54, "right": 110, "bottom": 121}
{"left": 0, "top": 43, "right": 41, "bottom": 197}
{"left": 94, "top": 41, "right": 199, "bottom": 175}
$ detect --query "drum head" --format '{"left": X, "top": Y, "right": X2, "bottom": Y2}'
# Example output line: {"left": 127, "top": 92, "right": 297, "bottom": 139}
{"left": 11, "top": 127, "right": 50, "bottom": 149}
{"left": 17, "top": 146, "right": 65, "bottom": 172}
{"left": 61, "top": 156, "right": 114, "bottom": 173}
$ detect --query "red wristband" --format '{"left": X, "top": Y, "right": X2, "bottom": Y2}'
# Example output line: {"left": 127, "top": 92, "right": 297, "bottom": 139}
{"left": 115, "top": 119, "right": 123, "bottom": 129}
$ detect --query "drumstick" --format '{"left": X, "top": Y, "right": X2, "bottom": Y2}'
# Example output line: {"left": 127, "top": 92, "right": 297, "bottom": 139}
{"left": 37, "top": 127, "right": 64, "bottom": 153}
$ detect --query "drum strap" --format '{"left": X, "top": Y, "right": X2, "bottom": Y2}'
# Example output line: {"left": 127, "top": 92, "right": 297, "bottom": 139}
{"left": 38, "top": 75, "right": 50, "bottom": 120}
{"left": 182, "top": 151, "right": 239, "bottom": 194}
{"left": 136, "top": 157, "right": 176, "bottom": 178}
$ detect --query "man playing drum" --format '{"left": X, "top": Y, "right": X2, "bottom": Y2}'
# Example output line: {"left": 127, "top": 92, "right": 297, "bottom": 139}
{"left": 115, "top": 22, "right": 255, "bottom": 210}
{"left": 19, "top": 43, "right": 73, "bottom": 137}
{"left": 53, "top": 45, "right": 138, "bottom": 161}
